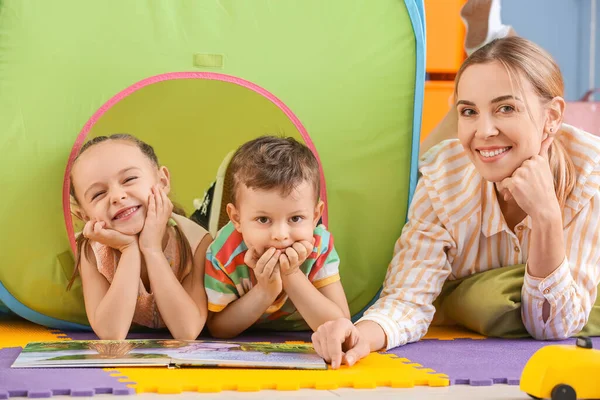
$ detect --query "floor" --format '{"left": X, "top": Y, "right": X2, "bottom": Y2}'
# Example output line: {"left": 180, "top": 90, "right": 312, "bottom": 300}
{"left": 45, "top": 386, "right": 526, "bottom": 399}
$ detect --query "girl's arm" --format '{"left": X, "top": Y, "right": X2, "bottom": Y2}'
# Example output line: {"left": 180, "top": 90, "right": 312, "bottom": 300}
{"left": 140, "top": 186, "right": 206, "bottom": 339}
{"left": 143, "top": 245, "right": 207, "bottom": 340}
{"left": 281, "top": 274, "right": 350, "bottom": 331}
{"left": 179, "top": 233, "right": 211, "bottom": 335}
{"left": 80, "top": 243, "right": 141, "bottom": 340}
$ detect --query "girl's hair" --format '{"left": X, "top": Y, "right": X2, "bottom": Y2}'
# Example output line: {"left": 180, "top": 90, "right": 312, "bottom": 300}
{"left": 455, "top": 37, "right": 576, "bottom": 208}
{"left": 67, "top": 134, "right": 193, "bottom": 290}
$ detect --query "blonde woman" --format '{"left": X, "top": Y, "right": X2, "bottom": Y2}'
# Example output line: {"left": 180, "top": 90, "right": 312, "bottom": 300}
{"left": 313, "top": 37, "right": 600, "bottom": 368}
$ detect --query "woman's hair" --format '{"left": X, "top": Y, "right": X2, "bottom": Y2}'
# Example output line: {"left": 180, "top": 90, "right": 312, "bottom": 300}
{"left": 455, "top": 36, "right": 576, "bottom": 208}
{"left": 67, "top": 134, "right": 193, "bottom": 290}
{"left": 227, "top": 135, "right": 321, "bottom": 205}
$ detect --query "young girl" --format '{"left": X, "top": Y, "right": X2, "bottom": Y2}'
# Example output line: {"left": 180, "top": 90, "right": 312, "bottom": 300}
{"left": 68, "top": 134, "right": 211, "bottom": 340}
{"left": 312, "top": 37, "right": 600, "bottom": 368}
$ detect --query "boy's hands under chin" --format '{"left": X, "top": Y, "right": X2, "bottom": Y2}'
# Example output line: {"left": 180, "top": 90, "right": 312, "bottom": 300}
{"left": 139, "top": 185, "right": 174, "bottom": 253}
{"left": 82, "top": 219, "right": 138, "bottom": 252}
{"left": 245, "top": 247, "right": 283, "bottom": 298}
{"left": 278, "top": 239, "right": 315, "bottom": 276}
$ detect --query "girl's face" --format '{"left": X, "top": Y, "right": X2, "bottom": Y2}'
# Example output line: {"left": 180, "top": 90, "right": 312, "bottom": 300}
{"left": 71, "top": 140, "right": 169, "bottom": 235}
{"left": 456, "top": 61, "right": 550, "bottom": 183}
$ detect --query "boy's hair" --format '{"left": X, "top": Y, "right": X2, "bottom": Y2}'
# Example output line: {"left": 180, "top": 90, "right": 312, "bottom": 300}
{"left": 67, "top": 133, "right": 192, "bottom": 290}
{"left": 228, "top": 135, "right": 321, "bottom": 205}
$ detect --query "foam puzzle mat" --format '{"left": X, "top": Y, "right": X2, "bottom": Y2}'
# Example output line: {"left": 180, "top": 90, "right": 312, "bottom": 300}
{"left": 0, "top": 317, "right": 135, "bottom": 398}
{"left": 3, "top": 317, "right": 595, "bottom": 395}
{"left": 421, "top": 325, "right": 486, "bottom": 341}
{"left": 107, "top": 352, "right": 448, "bottom": 394}
{"left": 390, "top": 336, "right": 600, "bottom": 386}
{"left": 0, "top": 348, "right": 134, "bottom": 398}
{"left": 0, "top": 318, "right": 68, "bottom": 348}
{"left": 0, "top": 318, "right": 449, "bottom": 397}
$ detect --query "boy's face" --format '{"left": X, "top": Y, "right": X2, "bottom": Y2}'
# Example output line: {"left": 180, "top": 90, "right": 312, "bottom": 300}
{"left": 227, "top": 181, "right": 324, "bottom": 256}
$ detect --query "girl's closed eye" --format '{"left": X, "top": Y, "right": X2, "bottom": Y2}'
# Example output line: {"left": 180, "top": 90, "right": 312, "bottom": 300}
{"left": 123, "top": 176, "right": 138, "bottom": 184}
{"left": 91, "top": 191, "right": 105, "bottom": 201}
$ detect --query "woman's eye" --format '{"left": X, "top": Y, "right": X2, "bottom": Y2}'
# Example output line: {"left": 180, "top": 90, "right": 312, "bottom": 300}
{"left": 498, "top": 105, "right": 515, "bottom": 113}
{"left": 290, "top": 216, "right": 304, "bottom": 223}
{"left": 257, "top": 217, "right": 270, "bottom": 224}
{"left": 460, "top": 108, "right": 476, "bottom": 117}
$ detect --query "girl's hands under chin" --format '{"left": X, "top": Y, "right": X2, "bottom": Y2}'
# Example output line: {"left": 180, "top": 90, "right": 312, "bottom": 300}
{"left": 139, "top": 185, "right": 174, "bottom": 253}
{"left": 82, "top": 219, "right": 138, "bottom": 252}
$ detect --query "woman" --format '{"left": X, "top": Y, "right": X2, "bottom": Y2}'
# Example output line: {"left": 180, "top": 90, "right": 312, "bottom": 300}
{"left": 312, "top": 37, "right": 600, "bottom": 369}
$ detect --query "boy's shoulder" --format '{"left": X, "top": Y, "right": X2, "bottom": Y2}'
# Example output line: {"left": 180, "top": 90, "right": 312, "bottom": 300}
{"left": 207, "top": 221, "right": 246, "bottom": 263}
{"left": 312, "top": 224, "right": 335, "bottom": 254}
{"left": 313, "top": 223, "right": 329, "bottom": 236}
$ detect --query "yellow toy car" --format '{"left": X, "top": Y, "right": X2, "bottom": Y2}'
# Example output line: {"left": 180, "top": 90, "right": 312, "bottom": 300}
{"left": 520, "top": 337, "right": 600, "bottom": 400}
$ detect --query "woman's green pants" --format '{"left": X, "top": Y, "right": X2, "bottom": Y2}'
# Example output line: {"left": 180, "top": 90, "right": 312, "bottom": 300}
{"left": 432, "top": 264, "right": 600, "bottom": 337}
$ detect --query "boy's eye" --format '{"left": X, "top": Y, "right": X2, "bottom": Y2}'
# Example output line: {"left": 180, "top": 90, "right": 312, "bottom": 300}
{"left": 290, "top": 216, "right": 304, "bottom": 223}
{"left": 257, "top": 217, "right": 270, "bottom": 224}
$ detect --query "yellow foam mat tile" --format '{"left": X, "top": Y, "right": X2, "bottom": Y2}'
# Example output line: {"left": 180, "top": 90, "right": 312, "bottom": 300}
{"left": 107, "top": 352, "right": 449, "bottom": 393}
{"left": 0, "top": 318, "right": 70, "bottom": 348}
{"left": 422, "top": 325, "right": 486, "bottom": 340}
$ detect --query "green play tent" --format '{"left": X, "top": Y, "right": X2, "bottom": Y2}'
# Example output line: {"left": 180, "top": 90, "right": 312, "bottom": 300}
{"left": 0, "top": 0, "right": 425, "bottom": 329}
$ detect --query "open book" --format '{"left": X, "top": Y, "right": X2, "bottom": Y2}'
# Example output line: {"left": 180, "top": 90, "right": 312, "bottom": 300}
{"left": 11, "top": 339, "right": 327, "bottom": 370}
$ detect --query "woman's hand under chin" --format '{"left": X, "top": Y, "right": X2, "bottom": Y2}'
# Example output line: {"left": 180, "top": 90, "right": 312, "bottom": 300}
{"left": 497, "top": 136, "right": 561, "bottom": 220}
{"left": 139, "top": 185, "right": 174, "bottom": 254}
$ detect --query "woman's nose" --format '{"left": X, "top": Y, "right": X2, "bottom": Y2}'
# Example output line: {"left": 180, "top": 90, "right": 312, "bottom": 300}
{"left": 475, "top": 114, "right": 499, "bottom": 139}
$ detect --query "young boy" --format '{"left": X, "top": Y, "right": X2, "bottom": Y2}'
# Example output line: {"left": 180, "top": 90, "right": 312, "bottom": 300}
{"left": 204, "top": 136, "right": 350, "bottom": 338}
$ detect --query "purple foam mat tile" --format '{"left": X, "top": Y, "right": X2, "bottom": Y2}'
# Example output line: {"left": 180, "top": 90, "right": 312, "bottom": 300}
{"left": 24, "top": 390, "right": 52, "bottom": 398}
{"left": 0, "top": 348, "right": 135, "bottom": 398}
{"left": 387, "top": 336, "right": 600, "bottom": 386}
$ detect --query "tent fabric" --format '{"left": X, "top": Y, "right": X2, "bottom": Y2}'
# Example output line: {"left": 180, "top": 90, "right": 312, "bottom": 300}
{"left": 0, "top": 0, "right": 425, "bottom": 329}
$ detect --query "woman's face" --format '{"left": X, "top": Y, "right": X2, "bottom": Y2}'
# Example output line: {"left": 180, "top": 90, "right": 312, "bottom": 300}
{"left": 456, "top": 61, "right": 549, "bottom": 183}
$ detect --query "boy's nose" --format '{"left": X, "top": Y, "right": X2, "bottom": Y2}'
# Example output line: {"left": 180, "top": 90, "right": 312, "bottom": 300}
{"left": 271, "top": 226, "right": 289, "bottom": 241}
